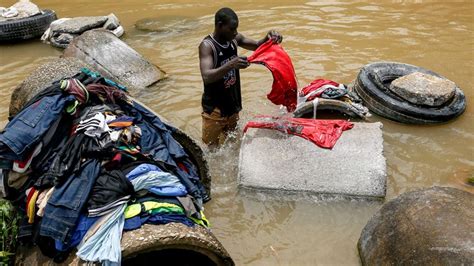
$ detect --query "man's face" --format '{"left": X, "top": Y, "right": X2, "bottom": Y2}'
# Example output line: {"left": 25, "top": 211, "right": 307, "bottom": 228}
{"left": 218, "top": 19, "right": 238, "bottom": 41}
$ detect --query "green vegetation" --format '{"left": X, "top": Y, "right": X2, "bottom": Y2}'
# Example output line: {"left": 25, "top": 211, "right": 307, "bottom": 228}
{"left": 0, "top": 200, "right": 19, "bottom": 265}
{"left": 468, "top": 176, "right": 474, "bottom": 186}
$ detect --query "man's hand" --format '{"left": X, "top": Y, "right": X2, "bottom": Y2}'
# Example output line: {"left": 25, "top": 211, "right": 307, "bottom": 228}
{"left": 266, "top": 30, "right": 283, "bottom": 44}
{"left": 228, "top": 56, "right": 250, "bottom": 69}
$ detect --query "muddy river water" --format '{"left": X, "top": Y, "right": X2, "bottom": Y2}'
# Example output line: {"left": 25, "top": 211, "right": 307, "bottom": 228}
{"left": 0, "top": 0, "right": 473, "bottom": 265}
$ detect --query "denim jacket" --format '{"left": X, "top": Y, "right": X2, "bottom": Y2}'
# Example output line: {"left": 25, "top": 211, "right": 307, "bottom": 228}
{"left": 0, "top": 93, "right": 74, "bottom": 160}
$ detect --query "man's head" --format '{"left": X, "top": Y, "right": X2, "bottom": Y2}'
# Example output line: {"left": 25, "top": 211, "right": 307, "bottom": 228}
{"left": 214, "top": 7, "right": 238, "bottom": 41}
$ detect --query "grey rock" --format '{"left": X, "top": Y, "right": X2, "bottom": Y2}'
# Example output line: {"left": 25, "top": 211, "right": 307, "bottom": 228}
{"left": 63, "top": 29, "right": 166, "bottom": 90}
{"left": 55, "top": 32, "right": 74, "bottom": 44}
{"left": 9, "top": 57, "right": 92, "bottom": 117}
{"left": 104, "top": 13, "right": 120, "bottom": 30}
{"left": 238, "top": 122, "right": 386, "bottom": 198}
{"left": 358, "top": 186, "right": 474, "bottom": 265}
{"left": 4, "top": 0, "right": 40, "bottom": 20}
{"left": 390, "top": 72, "right": 456, "bottom": 106}
{"left": 51, "top": 16, "right": 108, "bottom": 34}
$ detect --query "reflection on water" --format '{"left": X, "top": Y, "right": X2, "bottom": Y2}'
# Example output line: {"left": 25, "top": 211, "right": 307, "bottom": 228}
{"left": 0, "top": 0, "right": 473, "bottom": 264}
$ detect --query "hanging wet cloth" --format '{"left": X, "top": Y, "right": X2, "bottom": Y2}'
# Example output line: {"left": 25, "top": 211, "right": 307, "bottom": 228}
{"left": 248, "top": 40, "right": 298, "bottom": 112}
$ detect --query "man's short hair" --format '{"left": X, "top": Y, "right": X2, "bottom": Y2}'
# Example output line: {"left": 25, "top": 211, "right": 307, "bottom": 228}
{"left": 215, "top": 7, "right": 238, "bottom": 26}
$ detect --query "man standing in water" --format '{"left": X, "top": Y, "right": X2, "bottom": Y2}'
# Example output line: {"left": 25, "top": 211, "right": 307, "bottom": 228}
{"left": 199, "top": 7, "right": 282, "bottom": 148}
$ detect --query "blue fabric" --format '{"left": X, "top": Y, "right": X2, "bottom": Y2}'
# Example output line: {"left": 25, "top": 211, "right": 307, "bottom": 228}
{"left": 81, "top": 68, "right": 127, "bottom": 91}
{"left": 119, "top": 101, "right": 204, "bottom": 204}
{"left": 124, "top": 213, "right": 195, "bottom": 231}
{"left": 126, "top": 163, "right": 162, "bottom": 181}
{"left": 0, "top": 94, "right": 74, "bottom": 160}
{"left": 76, "top": 204, "right": 126, "bottom": 266}
{"left": 40, "top": 159, "right": 100, "bottom": 244}
{"left": 129, "top": 169, "right": 188, "bottom": 197}
{"left": 55, "top": 215, "right": 99, "bottom": 251}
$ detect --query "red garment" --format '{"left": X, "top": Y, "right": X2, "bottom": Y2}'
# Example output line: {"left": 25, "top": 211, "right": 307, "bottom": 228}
{"left": 243, "top": 116, "right": 353, "bottom": 149}
{"left": 248, "top": 40, "right": 297, "bottom": 112}
{"left": 300, "top": 79, "right": 339, "bottom": 101}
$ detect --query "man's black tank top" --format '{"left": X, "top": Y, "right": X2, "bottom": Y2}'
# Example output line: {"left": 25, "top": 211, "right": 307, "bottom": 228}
{"left": 201, "top": 34, "right": 242, "bottom": 117}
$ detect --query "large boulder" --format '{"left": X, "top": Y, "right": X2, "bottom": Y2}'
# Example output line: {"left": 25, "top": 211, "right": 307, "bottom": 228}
{"left": 9, "top": 57, "right": 91, "bottom": 117}
{"left": 239, "top": 122, "right": 386, "bottom": 198}
{"left": 63, "top": 29, "right": 166, "bottom": 90}
{"left": 358, "top": 186, "right": 474, "bottom": 265}
{"left": 390, "top": 72, "right": 456, "bottom": 107}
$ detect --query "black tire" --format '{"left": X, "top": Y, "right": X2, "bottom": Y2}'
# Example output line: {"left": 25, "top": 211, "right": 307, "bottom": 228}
{"left": 354, "top": 62, "right": 466, "bottom": 124}
{"left": 171, "top": 129, "right": 211, "bottom": 202}
{"left": 0, "top": 9, "right": 57, "bottom": 42}
{"left": 293, "top": 98, "right": 366, "bottom": 120}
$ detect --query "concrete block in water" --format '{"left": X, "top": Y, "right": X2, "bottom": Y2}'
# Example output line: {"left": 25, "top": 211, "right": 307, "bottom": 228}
{"left": 238, "top": 122, "right": 386, "bottom": 198}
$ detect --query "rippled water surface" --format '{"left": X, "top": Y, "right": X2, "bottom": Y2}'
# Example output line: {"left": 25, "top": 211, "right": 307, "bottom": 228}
{"left": 1, "top": 0, "right": 473, "bottom": 265}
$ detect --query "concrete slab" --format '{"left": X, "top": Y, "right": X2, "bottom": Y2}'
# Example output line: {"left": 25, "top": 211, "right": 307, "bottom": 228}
{"left": 238, "top": 122, "right": 386, "bottom": 198}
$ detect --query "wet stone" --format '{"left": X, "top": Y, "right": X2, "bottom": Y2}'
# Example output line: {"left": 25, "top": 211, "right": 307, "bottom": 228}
{"left": 63, "top": 29, "right": 166, "bottom": 90}
{"left": 358, "top": 186, "right": 474, "bottom": 265}
{"left": 9, "top": 57, "right": 92, "bottom": 117}
{"left": 389, "top": 72, "right": 456, "bottom": 106}
{"left": 238, "top": 122, "right": 386, "bottom": 198}
{"left": 51, "top": 16, "right": 108, "bottom": 34}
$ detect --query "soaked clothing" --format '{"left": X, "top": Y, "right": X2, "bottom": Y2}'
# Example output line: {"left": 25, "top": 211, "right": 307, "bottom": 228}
{"left": 243, "top": 116, "right": 354, "bottom": 149}
{"left": 201, "top": 34, "right": 242, "bottom": 117}
{"left": 248, "top": 40, "right": 298, "bottom": 112}
{"left": 299, "top": 79, "right": 347, "bottom": 102}
{"left": 201, "top": 107, "right": 239, "bottom": 147}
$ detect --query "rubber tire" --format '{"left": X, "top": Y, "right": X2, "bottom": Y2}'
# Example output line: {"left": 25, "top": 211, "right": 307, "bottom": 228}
{"left": 354, "top": 62, "right": 466, "bottom": 124}
{"left": 0, "top": 9, "right": 57, "bottom": 42}
{"left": 171, "top": 129, "right": 212, "bottom": 202}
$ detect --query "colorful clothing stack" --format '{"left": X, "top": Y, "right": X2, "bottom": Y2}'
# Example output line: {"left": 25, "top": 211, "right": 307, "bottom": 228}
{"left": 0, "top": 68, "right": 210, "bottom": 265}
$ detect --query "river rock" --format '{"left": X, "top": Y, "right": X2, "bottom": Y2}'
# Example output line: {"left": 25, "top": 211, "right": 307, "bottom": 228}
{"left": 358, "top": 186, "right": 474, "bottom": 265}
{"left": 63, "top": 30, "right": 166, "bottom": 90}
{"left": 51, "top": 16, "right": 108, "bottom": 34}
{"left": 239, "top": 122, "right": 386, "bottom": 198}
{"left": 389, "top": 72, "right": 456, "bottom": 106}
{"left": 0, "top": 0, "right": 41, "bottom": 21}
{"left": 9, "top": 57, "right": 91, "bottom": 117}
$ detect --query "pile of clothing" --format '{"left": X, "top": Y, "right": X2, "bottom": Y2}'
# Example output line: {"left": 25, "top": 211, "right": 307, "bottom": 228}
{"left": 246, "top": 40, "right": 368, "bottom": 118}
{"left": 297, "top": 78, "right": 369, "bottom": 116}
{"left": 0, "top": 68, "right": 209, "bottom": 265}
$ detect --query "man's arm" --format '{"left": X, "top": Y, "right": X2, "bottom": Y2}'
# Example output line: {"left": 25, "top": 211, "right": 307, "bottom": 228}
{"left": 199, "top": 41, "right": 249, "bottom": 85}
{"left": 235, "top": 30, "right": 283, "bottom": 51}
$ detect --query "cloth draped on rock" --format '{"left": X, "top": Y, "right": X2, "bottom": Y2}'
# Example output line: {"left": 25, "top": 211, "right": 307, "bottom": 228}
{"left": 248, "top": 40, "right": 298, "bottom": 112}
{"left": 243, "top": 116, "right": 353, "bottom": 149}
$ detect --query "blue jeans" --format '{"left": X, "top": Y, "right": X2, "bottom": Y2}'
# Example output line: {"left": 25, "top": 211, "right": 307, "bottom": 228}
{"left": 40, "top": 159, "right": 100, "bottom": 244}
{"left": 0, "top": 94, "right": 74, "bottom": 160}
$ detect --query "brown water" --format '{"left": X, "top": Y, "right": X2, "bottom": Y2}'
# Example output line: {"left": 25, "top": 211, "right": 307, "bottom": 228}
{"left": 1, "top": 0, "right": 473, "bottom": 265}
